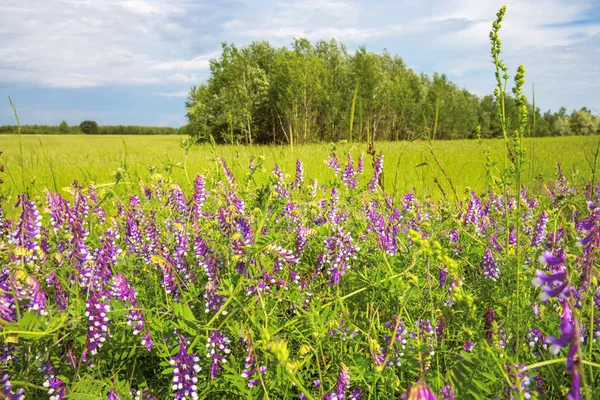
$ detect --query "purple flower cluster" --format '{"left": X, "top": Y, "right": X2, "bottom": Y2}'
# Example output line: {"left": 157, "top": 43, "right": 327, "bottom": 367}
{"left": 532, "top": 250, "right": 581, "bottom": 399}
{"left": 324, "top": 363, "right": 362, "bottom": 400}
{"left": 82, "top": 291, "right": 111, "bottom": 362}
{"left": 401, "top": 381, "right": 437, "bottom": 400}
{"left": 112, "top": 273, "right": 153, "bottom": 350}
{"left": 170, "top": 334, "right": 201, "bottom": 400}
{"left": 206, "top": 330, "right": 231, "bottom": 379}
{"left": 191, "top": 174, "right": 208, "bottom": 222}
{"left": 323, "top": 227, "right": 359, "bottom": 285}
{"left": 0, "top": 371, "right": 25, "bottom": 400}
{"left": 41, "top": 360, "right": 66, "bottom": 400}
{"left": 481, "top": 247, "right": 499, "bottom": 280}
{"left": 368, "top": 153, "right": 383, "bottom": 192}
{"left": 341, "top": 153, "right": 358, "bottom": 189}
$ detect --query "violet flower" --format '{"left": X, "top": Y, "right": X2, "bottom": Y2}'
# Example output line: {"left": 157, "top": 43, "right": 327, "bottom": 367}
{"left": 401, "top": 381, "right": 437, "bottom": 400}
{"left": 531, "top": 212, "right": 548, "bottom": 248}
{"left": 293, "top": 159, "right": 304, "bottom": 189}
{"left": 206, "top": 330, "right": 231, "bottom": 379}
{"left": 326, "top": 154, "right": 341, "bottom": 176}
{"left": 342, "top": 153, "right": 358, "bottom": 189}
{"left": 191, "top": 174, "right": 207, "bottom": 222}
{"left": 0, "top": 371, "right": 25, "bottom": 400}
{"left": 368, "top": 153, "right": 383, "bottom": 192}
{"left": 10, "top": 194, "right": 42, "bottom": 263}
{"left": 82, "top": 291, "right": 111, "bottom": 362}
{"left": 481, "top": 248, "right": 499, "bottom": 280}
{"left": 219, "top": 157, "right": 236, "bottom": 186}
{"left": 41, "top": 360, "right": 66, "bottom": 400}
{"left": 170, "top": 334, "right": 201, "bottom": 400}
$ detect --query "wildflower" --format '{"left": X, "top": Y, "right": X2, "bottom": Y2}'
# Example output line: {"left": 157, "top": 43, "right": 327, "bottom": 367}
{"left": 170, "top": 334, "right": 200, "bottom": 400}
{"left": 439, "top": 381, "right": 455, "bottom": 400}
{"left": 83, "top": 291, "right": 111, "bottom": 362}
{"left": 191, "top": 174, "right": 207, "bottom": 222}
{"left": 368, "top": 153, "right": 383, "bottom": 192}
{"left": 41, "top": 360, "right": 66, "bottom": 400}
{"left": 294, "top": 159, "right": 304, "bottom": 189}
{"left": 166, "top": 185, "right": 189, "bottom": 217}
{"left": 326, "top": 154, "right": 341, "bottom": 176}
{"left": 342, "top": 153, "right": 358, "bottom": 189}
{"left": 273, "top": 164, "right": 290, "bottom": 199}
{"left": 505, "top": 364, "right": 532, "bottom": 400}
{"left": 401, "top": 381, "right": 437, "bottom": 400}
{"left": 107, "top": 390, "right": 120, "bottom": 400}
{"left": 112, "top": 273, "right": 152, "bottom": 349}
{"left": 531, "top": 212, "right": 548, "bottom": 248}
{"left": 10, "top": 194, "right": 42, "bottom": 263}
{"left": 357, "top": 153, "right": 364, "bottom": 174}
{"left": 324, "top": 227, "right": 359, "bottom": 285}
{"left": 219, "top": 157, "right": 236, "bottom": 186}
{"left": 206, "top": 330, "right": 231, "bottom": 379}
{"left": 481, "top": 248, "right": 499, "bottom": 280}
{"left": 0, "top": 371, "right": 25, "bottom": 400}
{"left": 323, "top": 363, "right": 350, "bottom": 400}
{"left": 464, "top": 192, "right": 483, "bottom": 234}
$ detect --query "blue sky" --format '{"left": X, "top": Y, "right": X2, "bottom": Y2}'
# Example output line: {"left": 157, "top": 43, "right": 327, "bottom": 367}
{"left": 0, "top": 0, "right": 599, "bottom": 127}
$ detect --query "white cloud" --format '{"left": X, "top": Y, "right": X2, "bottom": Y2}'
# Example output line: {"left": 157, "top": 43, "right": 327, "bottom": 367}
{"left": 0, "top": 0, "right": 598, "bottom": 114}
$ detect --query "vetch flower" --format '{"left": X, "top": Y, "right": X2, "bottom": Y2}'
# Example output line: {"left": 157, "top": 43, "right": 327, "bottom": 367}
{"left": 83, "top": 291, "right": 111, "bottom": 362}
{"left": 206, "top": 330, "right": 231, "bottom": 379}
{"left": 401, "top": 381, "right": 437, "bottom": 400}
{"left": 482, "top": 247, "right": 499, "bottom": 280}
{"left": 170, "top": 334, "right": 200, "bottom": 400}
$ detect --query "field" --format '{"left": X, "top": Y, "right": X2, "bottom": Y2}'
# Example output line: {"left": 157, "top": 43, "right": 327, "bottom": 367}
{"left": 0, "top": 130, "right": 599, "bottom": 399}
{"left": 0, "top": 134, "right": 598, "bottom": 202}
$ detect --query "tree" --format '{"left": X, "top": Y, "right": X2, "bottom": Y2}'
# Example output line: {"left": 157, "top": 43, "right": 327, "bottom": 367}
{"left": 79, "top": 120, "right": 98, "bottom": 135}
{"left": 59, "top": 120, "right": 69, "bottom": 134}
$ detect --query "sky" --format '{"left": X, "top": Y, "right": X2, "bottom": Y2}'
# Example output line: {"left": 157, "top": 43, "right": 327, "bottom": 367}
{"left": 0, "top": 0, "right": 599, "bottom": 127}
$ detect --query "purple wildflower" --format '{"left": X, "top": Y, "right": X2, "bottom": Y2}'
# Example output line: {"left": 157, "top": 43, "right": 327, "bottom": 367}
{"left": 481, "top": 248, "right": 499, "bottom": 280}
{"left": 531, "top": 212, "right": 549, "bottom": 248}
{"left": 357, "top": 153, "right": 364, "bottom": 174}
{"left": 41, "top": 360, "right": 66, "bottom": 400}
{"left": 324, "top": 227, "right": 359, "bottom": 285}
{"left": 166, "top": 185, "right": 189, "bottom": 217}
{"left": 294, "top": 159, "right": 304, "bottom": 189}
{"left": 439, "top": 381, "right": 455, "bottom": 400}
{"left": 219, "top": 157, "right": 236, "bottom": 186}
{"left": 505, "top": 364, "right": 532, "bottom": 400}
{"left": 112, "top": 273, "right": 152, "bottom": 349}
{"left": 191, "top": 174, "right": 207, "bottom": 222}
{"left": 401, "top": 381, "right": 438, "bottom": 400}
{"left": 342, "top": 153, "right": 358, "bottom": 189}
{"left": 10, "top": 194, "right": 42, "bottom": 262}
{"left": 0, "top": 371, "right": 25, "bottom": 400}
{"left": 326, "top": 154, "right": 341, "bottom": 176}
{"left": 170, "top": 334, "right": 201, "bottom": 400}
{"left": 206, "top": 330, "right": 231, "bottom": 379}
{"left": 368, "top": 153, "right": 383, "bottom": 192}
{"left": 83, "top": 291, "right": 111, "bottom": 362}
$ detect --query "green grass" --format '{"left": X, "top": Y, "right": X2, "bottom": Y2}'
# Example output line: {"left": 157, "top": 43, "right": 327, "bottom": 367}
{"left": 0, "top": 134, "right": 598, "bottom": 200}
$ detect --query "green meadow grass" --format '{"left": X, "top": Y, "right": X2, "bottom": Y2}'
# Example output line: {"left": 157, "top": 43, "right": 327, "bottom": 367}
{"left": 0, "top": 134, "right": 598, "bottom": 201}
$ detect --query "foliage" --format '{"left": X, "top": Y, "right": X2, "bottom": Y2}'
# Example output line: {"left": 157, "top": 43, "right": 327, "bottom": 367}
{"left": 0, "top": 125, "right": 181, "bottom": 135}
{"left": 0, "top": 149, "right": 599, "bottom": 399}
{"left": 79, "top": 120, "right": 99, "bottom": 135}
{"left": 185, "top": 41, "right": 600, "bottom": 144}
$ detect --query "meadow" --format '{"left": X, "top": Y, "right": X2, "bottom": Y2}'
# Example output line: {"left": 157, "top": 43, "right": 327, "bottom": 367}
{"left": 0, "top": 134, "right": 597, "bottom": 205}
{"left": 1, "top": 5, "right": 600, "bottom": 400}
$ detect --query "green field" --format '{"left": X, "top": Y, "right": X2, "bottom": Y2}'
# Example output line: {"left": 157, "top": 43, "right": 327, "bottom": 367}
{"left": 0, "top": 134, "right": 598, "bottom": 199}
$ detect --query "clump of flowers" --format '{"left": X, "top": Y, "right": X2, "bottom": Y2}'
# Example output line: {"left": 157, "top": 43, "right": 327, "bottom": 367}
{"left": 170, "top": 334, "right": 201, "bottom": 400}
{"left": 206, "top": 330, "right": 231, "bottom": 379}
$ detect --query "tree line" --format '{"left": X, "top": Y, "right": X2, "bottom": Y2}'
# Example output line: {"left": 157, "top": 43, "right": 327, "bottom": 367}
{"left": 0, "top": 121, "right": 181, "bottom": 135}
{"left": 184, "top": 39, "right": 599, "bottom": 144}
